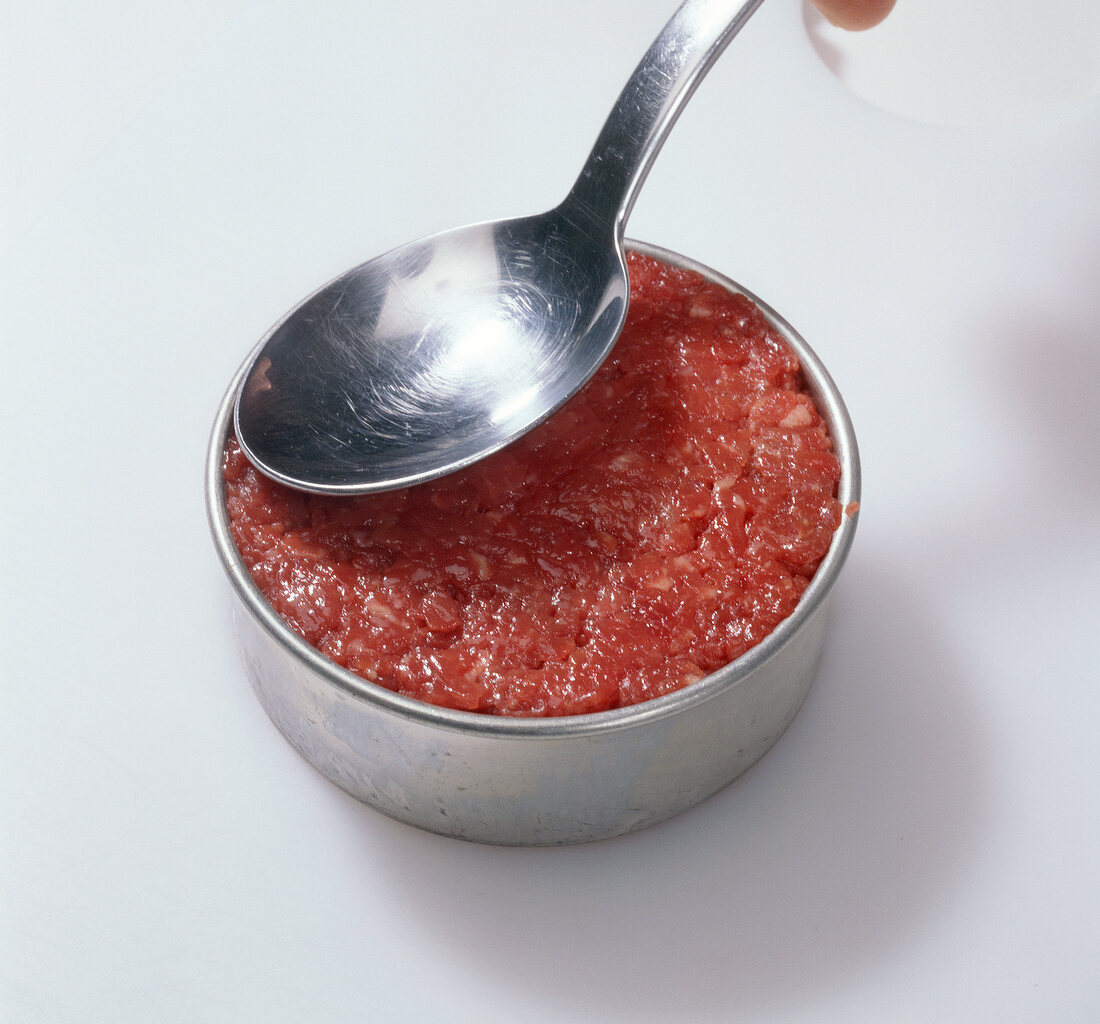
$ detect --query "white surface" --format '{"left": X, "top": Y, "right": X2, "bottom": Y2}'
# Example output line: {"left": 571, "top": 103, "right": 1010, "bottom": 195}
{"left": 3, "top": 2, "right": 1098, "bottom": 1021}
{"left": 805, "top": 0, "right": 1100, "bottom": 127}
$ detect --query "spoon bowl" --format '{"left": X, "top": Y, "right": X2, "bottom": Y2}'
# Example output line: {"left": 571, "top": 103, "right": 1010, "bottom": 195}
{"left": 235, "top": 0, "right": 766, "bottom": 493}
{"left": 235, "top": 209, "right": 627, "bottom": 492}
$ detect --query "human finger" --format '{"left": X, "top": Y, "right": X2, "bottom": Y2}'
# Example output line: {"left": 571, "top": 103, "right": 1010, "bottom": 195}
{"left": 809, "top": 0, "right": 896, "bottom": 31}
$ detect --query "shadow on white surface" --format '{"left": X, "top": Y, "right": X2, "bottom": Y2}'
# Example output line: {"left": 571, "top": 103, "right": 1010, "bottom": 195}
{"left": 989, "top": 255, "right": 1100, "bottom": 507}
{"left": 327, "top": 558, "right": 991, "bottom": 1020}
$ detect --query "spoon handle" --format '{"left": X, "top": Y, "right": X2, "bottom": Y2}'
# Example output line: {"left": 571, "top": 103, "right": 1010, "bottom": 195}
{"left": 564, "top": 0, "right": 766, "bottom": 235}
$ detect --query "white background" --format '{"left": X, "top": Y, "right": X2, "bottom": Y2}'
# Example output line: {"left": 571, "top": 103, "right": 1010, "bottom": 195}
{"left": 3, "top": 2, "right": 1098, "bottom": 1021}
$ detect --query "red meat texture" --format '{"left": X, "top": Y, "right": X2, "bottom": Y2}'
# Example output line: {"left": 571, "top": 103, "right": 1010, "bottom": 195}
{"left": 224, "top": 252, "right": 842, "bottom": 716}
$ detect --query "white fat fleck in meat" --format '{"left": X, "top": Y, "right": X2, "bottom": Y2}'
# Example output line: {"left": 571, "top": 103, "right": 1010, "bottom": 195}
{"left": 779, "top": 404, "right": 813, "bottom": 429}
{"left": 610, "top": 450, "right": 645, "bottom": 471}
{"left": 365, "top": 597, "right": 401, "bottom": 626}
{"left": 470, "top": 550, "right": 492, "bottom": 580}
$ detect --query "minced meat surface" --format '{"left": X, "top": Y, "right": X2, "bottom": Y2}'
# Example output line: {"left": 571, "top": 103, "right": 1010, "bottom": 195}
{"left": 223, "top": 252, "right": 841, "bottom": 716}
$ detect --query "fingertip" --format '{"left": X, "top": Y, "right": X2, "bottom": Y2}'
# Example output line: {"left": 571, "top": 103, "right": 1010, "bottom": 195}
{"left": 810, "top": 0, "right": 897, "bottom": 31}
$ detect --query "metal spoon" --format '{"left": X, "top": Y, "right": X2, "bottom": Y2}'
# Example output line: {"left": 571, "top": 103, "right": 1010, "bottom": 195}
{"left": 234, "top": 0, "right": 765, "bottom": 494}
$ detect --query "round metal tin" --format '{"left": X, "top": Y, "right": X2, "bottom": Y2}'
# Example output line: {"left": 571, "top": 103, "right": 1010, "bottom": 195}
{"left": 206, "top": 241, "right": 860, "bottom": 845}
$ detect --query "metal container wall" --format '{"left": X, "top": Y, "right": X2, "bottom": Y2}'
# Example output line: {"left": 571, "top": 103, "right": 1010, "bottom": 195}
{"left": 206, "top": 242, "right": 860, "bottom": 845}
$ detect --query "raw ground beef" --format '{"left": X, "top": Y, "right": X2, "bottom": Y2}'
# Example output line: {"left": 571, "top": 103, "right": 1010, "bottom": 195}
{"left": 224, "top": 252, "right": 842, "bottom": 716}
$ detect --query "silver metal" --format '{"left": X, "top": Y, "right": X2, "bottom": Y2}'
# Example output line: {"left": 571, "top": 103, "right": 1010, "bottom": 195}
{"left": 234, "top": 0, "right": 767, "bottom": 494}
{"left": 208, "top": 242, "right": 861, "bottom": 846}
